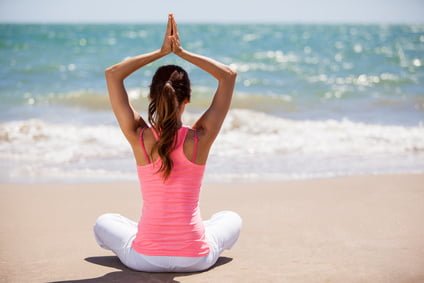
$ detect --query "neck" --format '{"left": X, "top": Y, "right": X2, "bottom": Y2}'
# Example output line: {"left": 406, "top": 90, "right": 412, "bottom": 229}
{"left": 176, "top": 110, "right": 183, "bottom": 128}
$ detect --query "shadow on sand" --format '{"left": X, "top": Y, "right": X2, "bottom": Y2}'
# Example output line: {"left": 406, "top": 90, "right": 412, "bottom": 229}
{"left": 49, "top": 256, "right": 233, "bottom": 283}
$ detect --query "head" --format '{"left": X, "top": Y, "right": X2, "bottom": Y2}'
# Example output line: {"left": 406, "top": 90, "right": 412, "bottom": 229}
{"left": 148, "top": 64, "right": 191, "bottom": 180}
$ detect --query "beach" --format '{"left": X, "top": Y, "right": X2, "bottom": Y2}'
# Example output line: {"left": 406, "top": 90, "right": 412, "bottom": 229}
{"left": 1, "top": 173, "right": 424, "bottom": 282}
{"left": 1, "top": 22, "right": 424, "bottom": 283}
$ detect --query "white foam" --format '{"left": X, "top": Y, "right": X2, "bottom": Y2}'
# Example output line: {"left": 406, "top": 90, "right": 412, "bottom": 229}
{"left": 0, "top": 119, "right": 130, "bottom": 164}
{"left": 1, "top": 110, "right": 424, "bottom": 182}
{"left": 214, "top": 109, "right": 424, "bottom": 156}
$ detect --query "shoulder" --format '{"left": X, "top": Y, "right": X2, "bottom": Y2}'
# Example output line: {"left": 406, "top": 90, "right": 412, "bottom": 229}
{"left": 191, "top": 125, "right": 214, "bottom": 146}
{"left": 186, "top": 126, "right": 199, "bottom": 137}
{"left": 142, "top": 127, "right": 158, "bottom": 144}
{"left": 128, "top": 126, "right": 156, "bottom": 147}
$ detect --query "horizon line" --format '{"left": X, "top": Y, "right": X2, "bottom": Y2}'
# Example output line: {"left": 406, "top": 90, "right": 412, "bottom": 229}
{"left": 1, "top": 20, "right": 424, "bottom": 25}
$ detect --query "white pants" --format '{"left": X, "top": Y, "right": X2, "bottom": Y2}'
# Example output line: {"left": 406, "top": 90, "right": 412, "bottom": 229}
{"left": 93, "top": 211, "right": 242, "bottom": 272}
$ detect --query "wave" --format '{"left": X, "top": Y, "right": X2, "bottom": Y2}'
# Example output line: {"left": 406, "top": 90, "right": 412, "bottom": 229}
{"left": 4, "top": 86, "right": 423, "bottom": 124}
{"left": 0, "top": 119, "right": 129, "bottom": 164}
{"left": 216, "top": 109, "right": 424, "bottom": 155}
{"left": 1, "top": 109, "right": 424, "bottom": 182}
{"left": 2, "top": 87, "right": 295, "bottom": 113}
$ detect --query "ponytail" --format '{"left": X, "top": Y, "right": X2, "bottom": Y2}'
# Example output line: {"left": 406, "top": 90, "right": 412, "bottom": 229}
{"left": 148, "top": 69, "right": 187, "bottom": 180}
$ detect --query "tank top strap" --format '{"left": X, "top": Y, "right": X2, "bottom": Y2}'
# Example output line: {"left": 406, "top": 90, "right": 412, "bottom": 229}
{"left": 150, "top": 127, "right": 159, "bottom": 141}
{"left": 175, "top": 126, "right": 199, "bottom": 162}
{"left": 139, "top": 127, "right": 151, "bottom": 163}
{"left": 150, "top": 126, "right": 187, "bottom": 144}
{"left": 192, "top": 129, "right": 199, "bottom": 163}
{"left": 149, "top": 126, "right": 189, "bottom": 150}
{"left": 177, "top": 126, "right": 189, "bottom": 148}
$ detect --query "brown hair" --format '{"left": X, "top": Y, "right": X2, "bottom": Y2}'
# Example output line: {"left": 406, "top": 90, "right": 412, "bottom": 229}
{"left": 148, "top": 65, "right": 191, "bottom": 180}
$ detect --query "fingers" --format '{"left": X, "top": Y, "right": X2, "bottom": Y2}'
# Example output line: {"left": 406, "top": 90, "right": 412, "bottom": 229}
{"left": 170, "top": 36, "right": 176, "bottom": 51}
{"left": 170, "top": 36, "right": 174, "bottom": 52}
{"left": 167, "top": 14, "right": 181, "bottom": 54}
{"left": 169, "top": 35, "right": 174, "bottom": 50}
{"left": 170, "top": 36, "right": 181, "bottom": 54}
{"left": 166, "top": 14, "right": 172, "bottom": 35}
{"left": 171, "top": 14, "right": 179, "bottom": 36}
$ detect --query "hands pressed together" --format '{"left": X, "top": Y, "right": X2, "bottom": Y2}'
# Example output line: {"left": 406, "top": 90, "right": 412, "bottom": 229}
{"left": 106, "top": 12, "right": 236, "bottom": 149}
{"left": 161, "top": 13, "right": 183, "bottom": 55}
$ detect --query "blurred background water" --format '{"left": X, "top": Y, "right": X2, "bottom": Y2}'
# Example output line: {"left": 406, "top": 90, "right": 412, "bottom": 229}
{"left": 1, "top": 23, "right": 423, "bottom": 182}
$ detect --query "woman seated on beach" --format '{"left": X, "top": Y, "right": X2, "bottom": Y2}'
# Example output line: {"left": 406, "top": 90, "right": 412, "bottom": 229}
{"left": 93, "top": 14, "right": 242, "bottom": 272}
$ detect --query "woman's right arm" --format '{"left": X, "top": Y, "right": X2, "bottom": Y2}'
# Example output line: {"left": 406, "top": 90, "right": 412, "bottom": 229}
{"left": 170, "top": 15, "right": 237, "bottom": 145}
{"left": 178, "top": 50, "right": 237, "bottom": 142}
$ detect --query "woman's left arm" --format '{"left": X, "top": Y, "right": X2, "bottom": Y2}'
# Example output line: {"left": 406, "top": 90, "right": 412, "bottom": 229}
{"left": 105, "top": 14, "right": 173, "bottom": 141}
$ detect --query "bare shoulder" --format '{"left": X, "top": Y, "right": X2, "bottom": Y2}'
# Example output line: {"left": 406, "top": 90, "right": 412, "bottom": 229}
{"left": 195, "top": 126, "right": 214, "bottom": 154}
{"left": 190, "top": 126, "right": 204, "bottom": 141}
{"left": 192, "top": 123, "right": 218, "bottom": 147}
{"left": 140, "top": 127, "right": 157, "bottom": 147}
{"left": 128, "top": 126, "right": 155, "bottom": 149}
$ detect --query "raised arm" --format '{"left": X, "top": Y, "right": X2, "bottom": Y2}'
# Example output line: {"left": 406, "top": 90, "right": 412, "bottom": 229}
{"left": 104, "top": 15, "right": 173, "bottom": 142}
{"left": 170, "top": 15, "right": 237, "bottom": 145}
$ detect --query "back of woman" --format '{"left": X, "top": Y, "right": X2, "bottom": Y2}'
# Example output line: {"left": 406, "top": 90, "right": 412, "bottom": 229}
{"left": 92, "top": 13, "right": 242, "bottom": 272}
{"left": 134, "top": 126, "right": 209, "bottom": 256}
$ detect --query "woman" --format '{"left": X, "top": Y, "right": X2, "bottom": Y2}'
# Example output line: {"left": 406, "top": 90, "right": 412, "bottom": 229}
{"left": 93, "top": 14, "right": 242, "bottom": 272}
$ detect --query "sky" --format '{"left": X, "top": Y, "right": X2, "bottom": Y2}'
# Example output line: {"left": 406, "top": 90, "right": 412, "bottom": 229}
{"left": 0, "top": 0, "right": 423, "bottom": 24}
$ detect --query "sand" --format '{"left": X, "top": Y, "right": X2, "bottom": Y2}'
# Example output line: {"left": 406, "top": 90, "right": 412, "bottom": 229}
{"left": 1, "top": 174, "right": 424, "bottom": 283}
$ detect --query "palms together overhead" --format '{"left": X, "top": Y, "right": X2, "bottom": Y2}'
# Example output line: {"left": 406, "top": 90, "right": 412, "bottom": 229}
{"left": 161, "top": 14, "right": 183, "bottom": 55}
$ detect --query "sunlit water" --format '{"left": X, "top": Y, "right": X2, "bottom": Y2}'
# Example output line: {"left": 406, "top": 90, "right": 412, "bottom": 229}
{"left": 1, "top": 24, "right": 423, "bottom": 183}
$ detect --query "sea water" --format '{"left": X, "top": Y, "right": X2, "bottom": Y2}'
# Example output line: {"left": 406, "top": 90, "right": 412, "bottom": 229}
{"left": 0, "top": 24, "right": 423, "bottom": 182}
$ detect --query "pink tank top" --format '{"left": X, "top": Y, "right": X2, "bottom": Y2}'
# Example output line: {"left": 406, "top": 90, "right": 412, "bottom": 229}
{"left": 131, "top": 126, "right": 210, "bottom": 257}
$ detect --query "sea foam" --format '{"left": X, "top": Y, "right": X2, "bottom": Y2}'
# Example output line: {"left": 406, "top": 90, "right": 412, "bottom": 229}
{"left": 1, "top": 109, "right": 423, "bottom": 182}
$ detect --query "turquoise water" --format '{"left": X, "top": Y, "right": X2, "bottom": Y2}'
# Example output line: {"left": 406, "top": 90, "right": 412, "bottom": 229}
{"left": 1, "top": 24, "right": 423, "bottom": 182}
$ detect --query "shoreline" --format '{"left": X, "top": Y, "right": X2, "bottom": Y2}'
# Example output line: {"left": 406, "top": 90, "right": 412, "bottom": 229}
{"left": 2, "top": 108, "right": 424, "bottom": 185}
{"left": 2, "top": 170, "right": 424, "bottom": 185}
{"left": 1, "top": 173, "right": 424, "bottom": 282}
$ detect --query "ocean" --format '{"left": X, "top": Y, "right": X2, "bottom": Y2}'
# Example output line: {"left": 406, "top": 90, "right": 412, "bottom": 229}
{"left": 1, "top": 23, "right": 423, "bottom": 183}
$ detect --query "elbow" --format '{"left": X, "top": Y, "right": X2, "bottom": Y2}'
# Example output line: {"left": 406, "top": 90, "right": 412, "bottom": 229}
{"left": 104, "top": 66, "right": 115, "bottom": 78}
{"left": 104, "top": 65, "right": 122, "bottom": 80}
{"left": 229, "top": 68, "right": 237, "bottom": 79}
{"left": 225, "top": 66, "right": 237, "bottom": 81}
{"left": 218, "top": 67, "right": 237, "bottom": 85}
